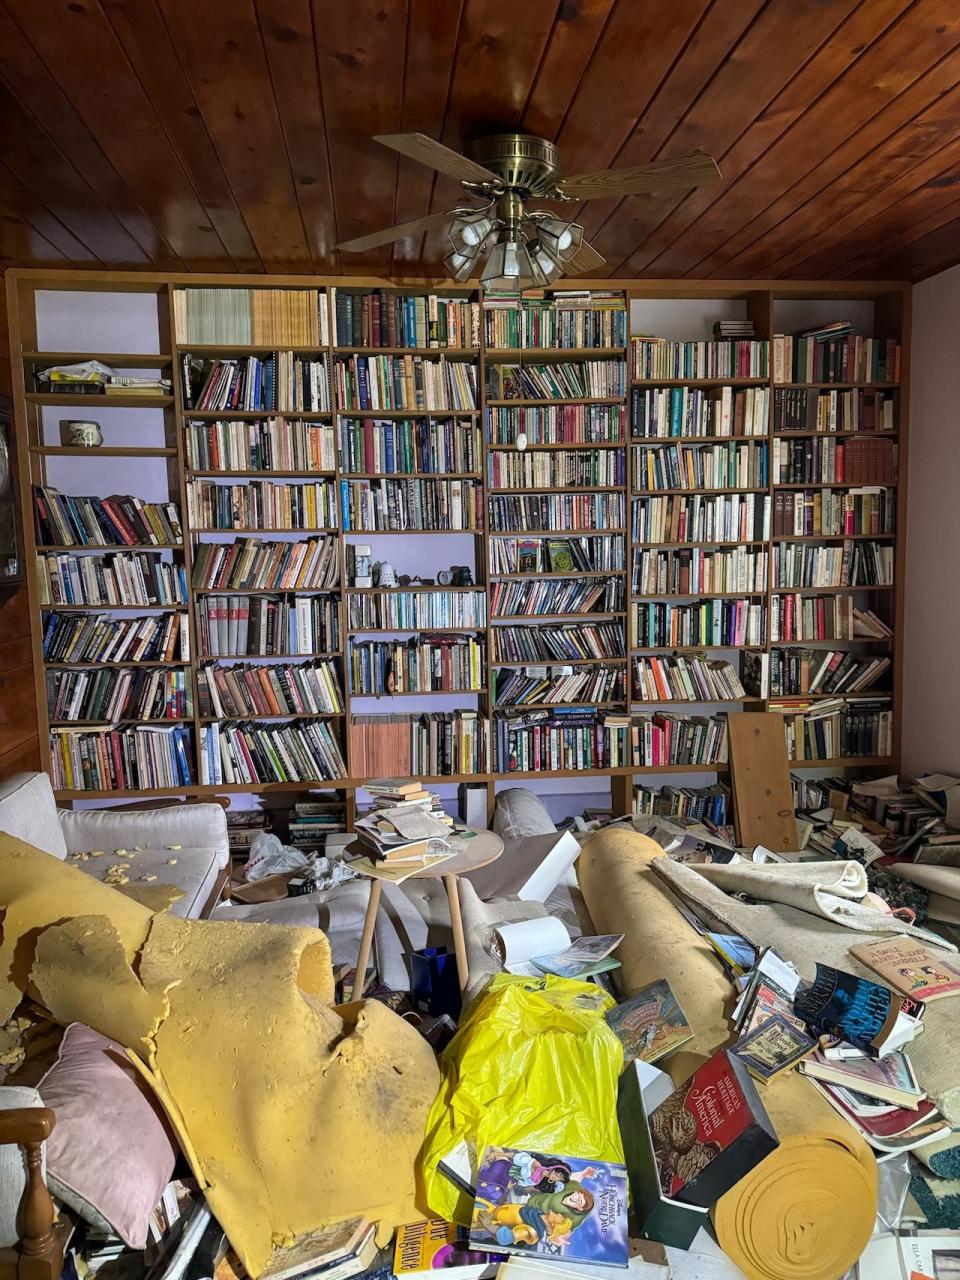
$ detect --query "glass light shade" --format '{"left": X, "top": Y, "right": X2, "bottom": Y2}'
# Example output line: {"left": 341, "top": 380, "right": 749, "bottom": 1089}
{"left": 444, "top": 244, "right": 480, "bottom": 282}
{"left": 537, "top": 216, "right": 583, "bottom": 262}
{"left": 527, "top": 235, "right": 562, "bottom": 286}
{"left": 480, "top": 237, "right": 538, "bottom": 291}
{"left": 450, "top": 212, "right": 494, "bottom": 251}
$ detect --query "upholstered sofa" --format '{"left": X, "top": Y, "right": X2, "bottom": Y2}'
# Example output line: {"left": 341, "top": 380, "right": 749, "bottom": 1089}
{"left": 0, "top": 772, "right": 229, "bottom": 917}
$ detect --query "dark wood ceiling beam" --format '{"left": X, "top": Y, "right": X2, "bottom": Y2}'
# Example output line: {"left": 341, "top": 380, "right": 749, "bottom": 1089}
{"left": 691, "top": 3, "right": 960, "bottom": 278}
{"left": 100, "top": 0, "right": 263, "bottom": 272}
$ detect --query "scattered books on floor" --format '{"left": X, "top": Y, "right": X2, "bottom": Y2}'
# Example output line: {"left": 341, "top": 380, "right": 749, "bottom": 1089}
{"left": 605, "top": 979, "right": 694, "bottom": 1063}
{"left": 260, "top": 1216, "right": 377, "bottom": 1280}
{"left": 730, "top": 1014, "right": 816, "bottom": 1082}
{"left": 794, "top": 963, "right": 921, "bottom": 1057}
{"left": 34, "top": 487, "right": 182, "bottom": 548}
{"left": 848, "top": 938, "right": 960, "bottom": 1002}
{"left": 799, "top": 1048, "right": 924, "bottom": 1107}
{"left": 355, "top": 797, "right": 451, "bottom": 864}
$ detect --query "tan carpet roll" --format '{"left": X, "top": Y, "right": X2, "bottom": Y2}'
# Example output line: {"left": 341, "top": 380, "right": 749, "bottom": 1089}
{"left": 578, "top": 827, "right": 877, "bottom": 1280}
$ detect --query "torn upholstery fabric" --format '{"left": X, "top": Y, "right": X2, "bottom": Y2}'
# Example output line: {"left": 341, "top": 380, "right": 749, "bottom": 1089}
{"left": 0, "top": 835, "right": 439, "bottom": 1276}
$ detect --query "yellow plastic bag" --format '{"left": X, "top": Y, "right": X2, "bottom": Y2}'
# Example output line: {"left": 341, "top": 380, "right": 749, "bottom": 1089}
{"left": 420, "top": 973, "right": 625, "bottom": 1224}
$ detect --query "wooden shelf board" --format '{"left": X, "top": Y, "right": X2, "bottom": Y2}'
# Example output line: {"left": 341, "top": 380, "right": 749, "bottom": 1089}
{"left": 631, "top": 539, "right": 767, "bottom": 549}
{"left": 493, "top": 657, "right": 626, "bottom": 668}
{"left": 487, "top": 397, "right": 624, "bottom": 407}
{"left": 36, "top": 544, "right": 183, "bottom": 552}
{"left": 187, "top": 469, "right": 338, "bottom": 479}
{"left": 31, "top": 445, "right": 177, "bottom": 457}
{"left": 631, "top": 486, "right": 767, "bottom": 496}
{"left": 197, "top": 652, "right": 341, "bottom": 661}
{"left": 776, "top": 383, "right": 898, "bottom": 390}
{"left": 350, "top": 688, "right": 483, "bottom": 697}
{"left": 773, "top": 533, "right": 896, "bottom": 542}
{"left": 629, "top": 696, "right": 764, "bottom": 706}
{"left": 788, "top": 756, "right": 895, "bottom": 768}
{"left": 338, "top": 408, "right": 480, "bottom": 418}
{"left": 193, "top": 586, "right": 340, "bottom": 595}
{"left": 489, "top": 440, "right": 624, "bottom": 450}
{"left": 45, "top": 661, "right": 188, "bottom": 669}
{"left": 493, "top": 612, "right": 627, "bottom": 622}
{"left": 491, "top": 571, "right": 627, "bottom": 581}
{"left": 768, "top": 690, "right": 893, "bottom": 701}
{"left": 488, "top": 485, "right": 625, "bottom": 494}
{"left": 632, "top": 591, "right": 766, "bottom": 600}
{"left": 180, "top": 343, "right": 328, "bottom": 355}
{"left": 490, "top": 528, "right": 627, "bottom": 537}
{"left": 493, "top": 701, "right": 625, "bottom": 712}
{"left": 771, "top": 638, "right": 893, "bottom": 647}
{"left": 184, "top": 409, "right": 332, "bottom": 420}
{"left": 631, "top": 644, "right": 767, "bottom": 652}
{"left": 347, "top": 584, "right": 482, "bottom": 593}
{"left": 49, "top": 717, "right": 191, "bottom": 726}
{"left": 343, "top": 471, "right": 481, "bottom": 480}
{"left": 39, "top": 603, "right": 181, "bottom": 612}
{"left": 28, "top": 392, "right": 173, "bottom": 408}
{"left": 485, "top": 346, "right": 626, "bottom": 359}
{"left": 773, "top": 431, "right": 898, "bottom": 439}
{"left": 771, "top": 584, "right": 894, "bottom": 594}
{"left": 22, "top": 351, "right": 172, "bottom": 366}
{"left": 334, "top": 345, "right": 478, "bottom": 356}
{"left": 631, "top": 378, "right": 768, "bottom": 388}
{"left": 341, "top": 527, "right": 482, "bottom": 536}
{"left": 632, "top": 434, "right": 768, "bottom": 444}
{"left": 199, "top": 713, "right": 344, "bottom": 723}
{"left": 190, "top": 527, "right": 340, "bottom": 535}
{"left": 347, "top": 625, "right": 485, "bottom": 633}
{"left": 774, "top": 481, "right": 898, "bottom": 490}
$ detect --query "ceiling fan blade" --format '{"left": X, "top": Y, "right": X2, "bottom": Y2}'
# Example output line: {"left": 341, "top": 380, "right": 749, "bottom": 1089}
{"left": 373, "top": 133, "right": 501, "bottom": 185}
{"left": 557, "top": 151, "right": 722, "bottom": 200}
{"left": 564, "top": 240, "right": 606, "bottom": 276}
{"left": 336, "top": 210, "right": 454, "bottom": 253}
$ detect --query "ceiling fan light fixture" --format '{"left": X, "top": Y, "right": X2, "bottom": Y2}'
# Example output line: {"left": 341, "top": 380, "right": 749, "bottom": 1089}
{"left": 453, "top": 212, "right": 494, "bottom": 248}
{"left": 480, "top": 234, "right": 538, "bottom": 292}
{"left": 444, "top": 243, "right": 480, "bottom": 282}
{"left": 537, "top": 216, "right": 583, "bottom": 262}
{"left": 527, "top": 234, "right": 562, "bottom": 286}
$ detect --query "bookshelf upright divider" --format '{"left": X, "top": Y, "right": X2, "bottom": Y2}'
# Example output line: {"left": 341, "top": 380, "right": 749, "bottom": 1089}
{"left": 6, "top": 271, "right": 908, "bottom": 814}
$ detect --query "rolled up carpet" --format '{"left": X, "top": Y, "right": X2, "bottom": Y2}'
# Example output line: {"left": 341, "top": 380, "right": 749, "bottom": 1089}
{"left": 578, "top": 826, "right": 877, "bottom": 1280}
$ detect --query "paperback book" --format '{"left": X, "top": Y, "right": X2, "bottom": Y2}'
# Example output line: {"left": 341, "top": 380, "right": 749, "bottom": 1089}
{"left": 730, "top": 1013, "right": 816, "bottom": 1082}
{"left": 848, "top": 937, "right": 960, "bottom": 1002}
{"left": 469, "top": 1147, "right": 628, "bottom": 1268}
{"left": 603, "top": 979, "right": 693, "bottom": 1065}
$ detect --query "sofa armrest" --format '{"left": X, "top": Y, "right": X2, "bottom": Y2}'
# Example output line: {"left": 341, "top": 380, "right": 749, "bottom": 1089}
{"left": 58, "top": 804, "right": 229, "bottom": 869}
{"left": 0, "top": 1106, "right": 62, "bottom": 1278}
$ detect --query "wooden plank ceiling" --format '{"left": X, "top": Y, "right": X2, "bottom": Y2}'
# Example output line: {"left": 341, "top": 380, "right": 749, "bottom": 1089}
{"left": 0, "top": 0, "right": 959, "bottom": 281}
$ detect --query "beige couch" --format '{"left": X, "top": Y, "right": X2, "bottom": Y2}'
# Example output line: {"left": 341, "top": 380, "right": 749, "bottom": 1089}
{"left": 0, "top": 772, "right": 229, "bottom": 918}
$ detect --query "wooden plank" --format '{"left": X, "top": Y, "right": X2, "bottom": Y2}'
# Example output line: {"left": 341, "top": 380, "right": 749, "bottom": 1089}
{"left": 255, "top": 0, "right": 341, "bottom": 272}
{"left": 99, "top": 0, "right": 263, "bottom": 271}
{"left": 155, "top": 0, "right": 312, "bottom": 270}
{"left": 851, "top": 206, "right": 960, "bottom": 280}
{"left": 520, "top": 0, "right": 616, "bottom": 142}
{"left": 312, "top": 0, "right": 409, "bottom": 275}
{"left": 728, "top": 712, "right": 798, "bottom": 853}
{"left": 3, "top": 0, "right": 225, "bottom": 269}
{"left": 592, "top": 0, "right": 864, "bottom": 275}
{"left": 832, "top": 183, "right": 960, "bottom": 278}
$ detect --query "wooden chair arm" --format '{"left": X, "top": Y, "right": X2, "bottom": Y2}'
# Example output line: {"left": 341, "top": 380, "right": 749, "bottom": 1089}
{"left": 0, "top": 1111, "right": 54, "bottom": 1147}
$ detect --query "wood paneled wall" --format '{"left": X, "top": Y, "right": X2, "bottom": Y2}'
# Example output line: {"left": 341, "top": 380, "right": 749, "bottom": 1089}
{"left": 0, "top": 272, "right": 39, "bottom": 780}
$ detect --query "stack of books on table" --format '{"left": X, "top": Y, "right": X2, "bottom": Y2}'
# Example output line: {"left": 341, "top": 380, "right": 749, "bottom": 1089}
{"left": 355, "top": 779, "right": 453, "bottom": 864}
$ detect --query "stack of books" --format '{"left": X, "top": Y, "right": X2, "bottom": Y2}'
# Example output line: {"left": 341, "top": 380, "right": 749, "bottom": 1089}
{"left": 355, "top": 779, "right": 452, "bottom": 863}
{"left": 35, "top": 359, "right": 171, "bottom": 397}
{"left": 287, "top": 796, "right": 347, "bottom": 851}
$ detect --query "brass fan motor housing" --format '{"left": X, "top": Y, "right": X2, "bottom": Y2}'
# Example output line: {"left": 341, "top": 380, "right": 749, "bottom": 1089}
{"left": 467, "top": 134, "right": 561, "bottom": 195}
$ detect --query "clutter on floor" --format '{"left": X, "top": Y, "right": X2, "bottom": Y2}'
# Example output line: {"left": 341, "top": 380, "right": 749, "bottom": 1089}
{"left": 1, "top": 769, "right": 959, "bottom": 1280}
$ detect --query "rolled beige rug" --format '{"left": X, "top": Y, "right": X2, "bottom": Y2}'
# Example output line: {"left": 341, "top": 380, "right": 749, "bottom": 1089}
{"left": 578, "top": 826, "right": 876, "bottom": 1280}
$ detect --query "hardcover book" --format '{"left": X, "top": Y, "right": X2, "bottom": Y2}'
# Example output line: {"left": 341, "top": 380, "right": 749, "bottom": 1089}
{"left": 798, "top": 1047, "right": 923, "bottom": 1108}
{"left": 604, "top": 979, "right": 693, "bottom": 1065}
{"left": 648, "top": 1049, "right": 779, "bottom": 1208}
{"left": 469, "top": 1147, "right": 628, "bottom": 1268}
{"left": 848, "top": 937, "right": 960, "bottom": 1002}
{"left": 730, "top": 1013, "right": 816, "bottom": 1082}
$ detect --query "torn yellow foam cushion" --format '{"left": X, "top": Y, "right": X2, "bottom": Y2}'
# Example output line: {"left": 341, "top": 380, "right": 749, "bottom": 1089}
{"left": 0, "top": 835, "right": 439, "bottom": 1276}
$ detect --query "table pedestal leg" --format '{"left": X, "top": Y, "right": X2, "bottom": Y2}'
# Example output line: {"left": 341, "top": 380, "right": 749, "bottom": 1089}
{"left": 444, "top": 873, "right": 469, "bottom": 991}
{"left": 352, "top": 877, "right": 382, "bottom": 1003}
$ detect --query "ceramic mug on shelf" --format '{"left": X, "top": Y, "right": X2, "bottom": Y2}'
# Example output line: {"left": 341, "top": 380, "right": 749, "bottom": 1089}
{"left": 59, "top": 419, "right": 103, "bottom": 448}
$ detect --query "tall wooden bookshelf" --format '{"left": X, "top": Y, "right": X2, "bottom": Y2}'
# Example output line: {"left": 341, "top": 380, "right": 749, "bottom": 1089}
{"left": 6, "top": 270, "right": 909, "bottom": 824}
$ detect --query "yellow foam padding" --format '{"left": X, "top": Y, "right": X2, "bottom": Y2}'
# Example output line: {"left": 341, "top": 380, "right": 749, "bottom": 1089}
{"left": 0, "top": 835, "right": 440, "bottom": 1276}
{"left": 578, "top": 826, "right": 877, "bottom": 1280}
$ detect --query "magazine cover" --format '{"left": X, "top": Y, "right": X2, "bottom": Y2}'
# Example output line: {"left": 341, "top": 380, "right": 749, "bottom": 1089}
{"left": 604, "top": 979, "right": 693, "bottom": 1064}
{"left": 469, "top": 1147, "right": 628, "bottom": 1268}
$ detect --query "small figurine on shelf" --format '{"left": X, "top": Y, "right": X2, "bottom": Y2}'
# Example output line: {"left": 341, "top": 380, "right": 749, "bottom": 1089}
{"left": 452, "top": 565, "right": 474, "bottom": 587}
{"left": 350, "top": 543, "right": 373, "bottom": 588}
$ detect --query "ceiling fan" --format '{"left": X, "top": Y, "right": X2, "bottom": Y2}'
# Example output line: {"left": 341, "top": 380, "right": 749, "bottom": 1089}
{"left": 336, "top": 132, "right": 721, "bottom": 289}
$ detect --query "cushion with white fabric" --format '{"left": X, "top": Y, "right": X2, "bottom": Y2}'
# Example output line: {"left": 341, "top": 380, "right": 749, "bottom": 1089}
{"left": 0, "top": 773, "right": 68, "bottom": 861}
{"left": 68, "top": 846, "right": 221, "bottom": 919}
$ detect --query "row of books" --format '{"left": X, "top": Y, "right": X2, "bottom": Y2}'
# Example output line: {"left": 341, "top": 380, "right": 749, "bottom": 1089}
{"left": 487, "top": 447, "right": 625, "bottom": 489}
{"left": 348, "top": 711, "right": 487, "bottom": 777}
{"left": 486, "top": 403, "right": 624, "bottom": 445}
{"left": 173, "top": 287, "right": 327, "bottom": 345}
{"left": 348, "top": 635, "right": 485, "bottom": 695}
{"left": 199, "top": 720, "right": 347, "bottom": 786}
{"left": 333, "top": 290, "right": 479, "bottom": 349}
{"left": 633, "top": 547, "right": 768, "bottom": 596}
{"left": 197, "top": 659, "right": 344, "bottom": 718}
{"left": 496, "top": 710, "right": 624, "bottom": 773}
{"left": 743, "top": 649, "right": 892, "bottom": 697}
{"left": 490, "top": 576, "right": 623, "bottom": 617}
{"left": 346, "top": 590, "right": 487, "bottom": 631}
{"left": 191, "top": 536, "right": 340, "bottom": 591}
{"left": 37, "top": 551, "right": 187, "bottom": 607}
{"left": 34, "top": 488, "right": 182, "bottom": 548}
{"left": 49, "top": 724, "right": 194, "bottom": 791}
{"left": 492, "top": 621, "right": 625, "bottom": 662}
{"left": 631, "top": 338, "right": 769, "bottom": 380}
{"left": 340, "top": 478, "right": 482, "bottom": 531}
{"left": 632, "top": 599, "right": 767, "bottom": 648}
{"left": 488, "top": 492, "right": 623, "bottom": 531}
{"left": 772, "top": 329, "right": 899, "bottom": 385}
{"left": 633, "top": 441, "right": 768, "bottom": 491}
{"left": 632, "top": 781, "right": 730, "bottom": 825}
{"left": 771, "top": 540, "right": 894, "bottom": 587}
{"left": 181, "top": 353, "right": 330, "bottom": 412}
{"left": 42, "top": 611, "right": 190, "bottom": 664}
{"left": 493, "top": 664, "right": 626, "bottom": 707}
{"left": 774, "top": 387, "right": 896, "bottom": 433}
{"left": 777, "top": 697, "right": 893, "bottom": 761}
{"left": 769, "top": 593, "right": 858, "bottom": 642}
{"left": 195, "top": 595, "right": 339, "bottom": 657}
{"left": 612, "top": 711, "right": 729, "bottom": 767}
{"left": 186, "top": 479, "right": 338, "bottom": 531}
{"left": 630, "top": 386, "right": 769, "bottom": 438}
{"left": 335, "top": 354, "right": 478, "bottom": 412}
{"left": 772, "top": 488, "right": 895, "bottom": 537}
{"left": 339, "top": 418, "right": 481, "bottom": 476}
{"left": 482, "top": 295, "right": 627, "bottom": 349}
{"left": 772, "top": 436, "right": 897, "bottom": 485}
{"left": 631, "top": 493, "right": 771, "bottom": 544}
{"left": 184, "top": 419, "right": 336, "bottom": 473}
{"left": 46, "top": 667, "right": 191, "bottom": 723}
{"left": 632, "top": 655, "right": 747, "bottom": 703}
{"left": 488, "top": 534, "right": 625, "bottom": 575}
{"left": 491, "top": 360, "right": 626, "bottom": 400}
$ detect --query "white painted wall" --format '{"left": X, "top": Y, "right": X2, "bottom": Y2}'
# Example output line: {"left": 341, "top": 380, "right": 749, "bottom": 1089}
{"left": 902, "top": 265, "right": 960, "bottom": 777}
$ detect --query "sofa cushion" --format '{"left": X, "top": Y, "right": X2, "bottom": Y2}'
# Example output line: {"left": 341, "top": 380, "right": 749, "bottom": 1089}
{"left": 0, "top": 1085, "right": 45, "bottom": 1248}
{"left": 0, "top": 773, "right": 68, "bottom": 861}
{"left": 68, "top": 846, "right": 221, "bottom": 918}
{"left": 39, "top": 1023, "right": 177, "bottom": 1249}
